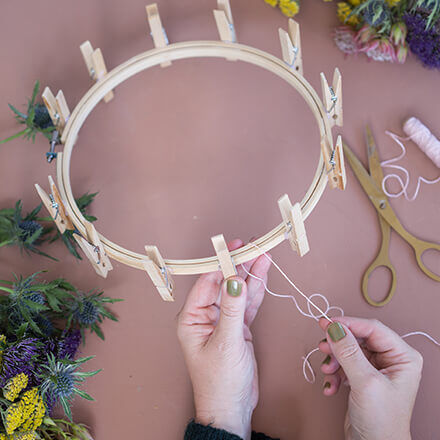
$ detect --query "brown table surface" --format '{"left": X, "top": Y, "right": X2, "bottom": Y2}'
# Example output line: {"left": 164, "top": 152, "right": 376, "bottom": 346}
{"left": 1, "top": 0, "right": 439, "bottom": 438}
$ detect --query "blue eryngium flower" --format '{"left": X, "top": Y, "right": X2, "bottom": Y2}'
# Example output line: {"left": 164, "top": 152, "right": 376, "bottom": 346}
{"left": 74, "top": 299, "right": 99, "bottom": 326}
{"left": 39, "top": 353, "right": 101, "bottom": 420}
{"left": 66, "top": 290, "right": 122, "bottom": 342}
{"left": 362, "top": 0, "right": 390, "bottom": 26}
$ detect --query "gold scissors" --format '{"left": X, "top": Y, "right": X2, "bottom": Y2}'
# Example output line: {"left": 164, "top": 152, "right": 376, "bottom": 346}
{"left": 343, "top": 125, "right": 440, "bottom": 307}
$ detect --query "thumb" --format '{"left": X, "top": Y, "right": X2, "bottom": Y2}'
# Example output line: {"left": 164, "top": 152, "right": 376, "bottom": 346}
{"left": 216, "top": 276, "right": 247, "bottom": 340}
{"left": 326, "top": 321, "right": 377, "bottom": 387}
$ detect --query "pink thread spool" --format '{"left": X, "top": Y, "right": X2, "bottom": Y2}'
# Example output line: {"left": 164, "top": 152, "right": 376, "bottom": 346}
{"left": 403, "top": 117, "right": 440, "bottom": 168}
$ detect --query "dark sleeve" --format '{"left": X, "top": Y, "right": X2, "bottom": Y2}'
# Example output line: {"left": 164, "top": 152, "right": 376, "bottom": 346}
{"left": 184, "top": 421, "right": 279, "bottom": 440}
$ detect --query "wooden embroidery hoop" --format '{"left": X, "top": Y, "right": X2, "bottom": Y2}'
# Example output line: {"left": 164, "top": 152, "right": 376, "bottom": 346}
{"left": 35, "top": 0, "right": 346, "bottom": 301}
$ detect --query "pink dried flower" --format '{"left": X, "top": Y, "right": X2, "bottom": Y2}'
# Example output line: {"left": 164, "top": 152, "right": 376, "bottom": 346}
{"left": 358, "top": 38, "right": 380, "bottom": 53}
{"left": 355, "top": 24, "right": 377, "bottom": 45}
{"left": 333, "top": 26, "right": 360, "bottom": 55}
{"left": 364, "top": 37, "right": 397, "bottom": 62}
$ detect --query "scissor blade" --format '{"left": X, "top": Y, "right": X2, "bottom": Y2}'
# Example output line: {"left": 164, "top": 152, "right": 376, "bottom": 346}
{"left": 342, "top": 141, "right": 384, "bottom": 201}
{"left": 365, "top": 125, "right": 385, "bottom": 186}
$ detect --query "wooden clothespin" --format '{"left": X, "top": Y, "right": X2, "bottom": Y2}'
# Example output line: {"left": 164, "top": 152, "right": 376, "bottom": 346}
{"left": 80, "top": 41, "right": 114, "bottom": 103}
{"left": 146, "top": 3, "right": 172, "bottom": 68}
{"left": 35, "top": 176, "right": 74, "bottom": 234}
{"left": 320, "top": 68, "right": 343, "bottom": 127}
{"left": 279, "top": 19, "right": 303, "bottom": 75}
{"left": 142, "top": 245, "right": 174, "bottom": 301}
{"left": 211, "top": 234, "right": 237, "bottom": 279}
{"left": 41, "top": 87, "right": 70, "bottom": 134}
{"left": 278, "top": 194, "right": 309, "bottom": 257}
{"left": 73, "top": 220, "right": 113, "bottom": 278}
{"left": 214, "top": 0, "right": 236, "bottom": 43}
{"left": 320, "top": 135, "right": 346, "bottom": 190}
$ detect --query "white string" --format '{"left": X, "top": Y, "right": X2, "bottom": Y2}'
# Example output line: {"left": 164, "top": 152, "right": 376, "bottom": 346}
{"left": 240, "top": 242, "right": 440, "bottom": 384}
{"left": 302, "top": 347, "right": 320, "bottom": 383}
{"left": 381, "top": 118, "right": 440, "bottom": 201}
{"left": 402, "top": 331, "right": 440, "bottom": 346}
{"left": 243, "top": 242, "right": 338, "bottom": 323}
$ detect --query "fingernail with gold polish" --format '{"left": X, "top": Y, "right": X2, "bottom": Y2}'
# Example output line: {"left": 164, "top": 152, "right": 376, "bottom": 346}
{"left": 227, "top": 279, "right": 242, "bottom": 297}
{"left": 323, "top": 382, "right": 331, "bottom": 390}
{"left": 322, "top": 355, "right": 331, "bottom": 365}
{"left": 328, "top": 322, "right": 346, "bottom": 342}
{"left": 320, "top": 338, "right": 327, "bottom": 343}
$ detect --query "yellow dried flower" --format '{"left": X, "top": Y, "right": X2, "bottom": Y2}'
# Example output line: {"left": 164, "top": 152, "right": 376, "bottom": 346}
{"left": 337, "top": 2, "right": 360, "bottom": 26}
{"left": 385, "top": 0, "right": 400, "bottom": 6}
{"left": 4, "top": 374, "right": 29, "bottom": 402}
{"left": 279, "top": 0, "right": 300, "bottom": 17}
{"left": 16, "top": 433, "right": 37, "bottom": 440}
{"left": 264, "top": 0, "right": 279, "bottom": 6}
{"left": 4, "top": 388, "right": 45, "bottom": 435}
{"left": 348, "top": 0, "right": 362, "bottom": 5}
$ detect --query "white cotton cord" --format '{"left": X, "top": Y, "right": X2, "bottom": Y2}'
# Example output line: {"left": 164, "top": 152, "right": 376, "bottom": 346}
{"left": 302, "top": 347, "right": 320, "bottom": 383}
{"left": 240, "top": 242, "right": 440, "bottom": 384}
{"left": 402, "top": 331, "right": 440, "bottom": 346}
{"left": 244, "top": 242, "right": 337, "bottom": 323}
{"left": 381, "top": 118, "right": 440, "bottom": 201}
{"left": 242, "top": 263, "right": 342, "bottom": 322}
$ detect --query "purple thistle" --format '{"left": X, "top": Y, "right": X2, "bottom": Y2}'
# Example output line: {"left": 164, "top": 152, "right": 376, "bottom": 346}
{"left": 0, "top": 338, "right": 42, "bottom": 387}
{"left": 404, "top": 12, "right": 440, "bottom": 69}
{"left": 44, "top": 338, "right": 58, "bottom": 356}
{"left": 58, "top": 330, "right": 81, "bottom": 360}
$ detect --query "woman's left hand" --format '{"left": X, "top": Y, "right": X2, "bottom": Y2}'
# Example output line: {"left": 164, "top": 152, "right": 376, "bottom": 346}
{"left": 177, "top": 239, "right": 271, "bottom": 440}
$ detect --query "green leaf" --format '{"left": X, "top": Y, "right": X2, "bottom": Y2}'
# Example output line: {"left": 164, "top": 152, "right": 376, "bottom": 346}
{"left": 59, "top": 396, "right": 72, "bottom": 421}
{"left": 22, "top": 298, "right": 49, "bottom": 312}
{"left": 55, "top": 279, "right": 77, "bottom": 292}
{"left": 28, "top": 80, "right": 40, "bottom": 112}
{"left": 8, "top": 103, "right": 27, "bottom": 120}
{"left": 26, "top": 203, "right": 42, "bottom": 220}
{"left": 71, "top": 355, "right": 95, "bottom": 365}
{"left": 45, "top": 294, "right": 62, "bottom": 313}
{"left": 91, "top": 323, "right": 104, "bottom": 340}
{"left": 99, "top": 309, "right": 118, "bottom": 322}
{"left": 60, "top": 231, "right": 82, "bottom": 259}
{"left": 16, "top": 322, "right": 29, "bottom": 339}
{"left": 0, "top": 128, "right": 31, "bottom": 144}
{"left": 73, "top": 389, "right": 95, "bottom": 401}
{"left": 43, "top": 417, "right": 57, "bottom": 426}
{"left": 72, "top": 369, "right": 102, "bottom": 379}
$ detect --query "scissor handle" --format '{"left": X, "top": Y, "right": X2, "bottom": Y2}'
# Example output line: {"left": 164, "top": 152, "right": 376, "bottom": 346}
{"left": 362, "top": 254, "right": 397, "bottom": 307}
{"left": 412, "top": 239, "right": 440, "bottom": 282}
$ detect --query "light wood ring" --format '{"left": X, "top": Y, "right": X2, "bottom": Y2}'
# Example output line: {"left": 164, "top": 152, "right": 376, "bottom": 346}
{"left": 58, "top": 40, "right": 334, "bottom": 275}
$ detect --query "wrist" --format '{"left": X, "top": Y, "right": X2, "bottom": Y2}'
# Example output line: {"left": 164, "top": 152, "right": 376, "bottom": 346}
{"left": 195, "top": 408, "right": 252, "bottom": 440}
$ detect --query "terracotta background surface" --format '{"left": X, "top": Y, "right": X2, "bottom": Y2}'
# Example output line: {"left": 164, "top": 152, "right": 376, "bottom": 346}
{"left": 1, "top": 0, "right": 439, "bottom": 438}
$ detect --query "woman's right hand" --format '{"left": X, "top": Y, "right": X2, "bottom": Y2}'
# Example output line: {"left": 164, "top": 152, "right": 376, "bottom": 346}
{"left": 318, "top": 317, "right": 423, "bottom": 440}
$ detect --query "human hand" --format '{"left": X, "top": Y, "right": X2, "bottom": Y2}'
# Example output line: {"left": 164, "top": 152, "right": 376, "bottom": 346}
{"left": 318, "top": 317, "right": 423, "bottom": 440}
{"left": 177, "top": 239, "right": 271, "bottom": 440}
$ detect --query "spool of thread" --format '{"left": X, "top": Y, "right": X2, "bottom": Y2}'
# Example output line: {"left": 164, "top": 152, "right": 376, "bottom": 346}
{"left": 403, "top": 117, "right": 440, "bottom": 168}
